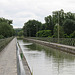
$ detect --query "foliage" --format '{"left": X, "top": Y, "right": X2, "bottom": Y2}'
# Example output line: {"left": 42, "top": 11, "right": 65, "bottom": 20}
{"left": 0, "top": 17, "right": 13, "bottom": 25}
{"left": 70, "top": 31, "right": 75, "bottom": 38}
{"left": 36, "top": 30, "right": 51, "bottom": 37}
{"left": 18, "top": 30, "right": 23, "bottom": 37}
{"left": 23, "top": 9, "right": 75, "bottom": 38}
{"left": 64, "top": 34, "right": 70, "bottom": 38}
{"left": 53, "top": 25, "right": 64, "bottom": 38}
{"left": 40, "top": 24, "right": 47, "bottom": 30}
{"left": 23, "top": 20, "right": 42, "bottom": 37}
{"left": 45, "top": 15, "right": 54, "bottom": 34}
{"left": 0, "top": 18, "right": 14, "bottom": 38}
{"left": 65, "top": 12, "right": 75, "bottom": 20}
{"left": 45, "top": 9, "right": 75, "bottom": 36}
{"left": 0, "top": 22, "right": 14, "bottom": 37}
{"left": 14, "top": 28, "right": 22, "bottom": 36}
{"left": 63, "top": 19, "right": 75, "bottom": 35}
{"left": 0, "top": 35, "right": 4, "bottom": 39}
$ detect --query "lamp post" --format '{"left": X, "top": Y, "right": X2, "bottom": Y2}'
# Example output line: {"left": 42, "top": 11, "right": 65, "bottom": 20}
{"left": 58, "top": 11, "right": 59, "bottom": 43}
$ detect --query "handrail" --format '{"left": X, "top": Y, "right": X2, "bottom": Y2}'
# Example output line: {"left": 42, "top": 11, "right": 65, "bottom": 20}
{"left": 17, "top": 42, "right": 26, "bottom": 75}
{"left": 17, "top": 41, "right": 32, "bottom": 75}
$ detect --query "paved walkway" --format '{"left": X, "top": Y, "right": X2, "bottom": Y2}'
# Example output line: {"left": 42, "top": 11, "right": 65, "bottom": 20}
{"left": 0, "top": 38, "right": 17, "bottom": 75}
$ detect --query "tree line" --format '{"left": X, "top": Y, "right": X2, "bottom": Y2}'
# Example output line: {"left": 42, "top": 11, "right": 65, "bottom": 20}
{"left": 23, "top": 9, "right": 75, "bottom": 38}
{"left": 0, "top": 18, "right": 15, "bottom": 39}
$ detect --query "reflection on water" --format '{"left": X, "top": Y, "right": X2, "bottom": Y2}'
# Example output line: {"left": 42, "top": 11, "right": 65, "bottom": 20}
{"left": 18, "top": 39, "right": 75, "bottom": 75}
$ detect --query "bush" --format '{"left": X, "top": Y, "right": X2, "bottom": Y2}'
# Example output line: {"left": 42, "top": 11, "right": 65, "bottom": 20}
{"left": 64, "top": 34, "right": 70, "bottom": 38}
{"left": 36, "top": 30, "right": 52, "bottom": 37}
{"left": 0, "top": 35, "right": 4, "bottom": 39}
{"left": 53, "top": 25, "right": 64, "bottom": 38}
{"left": 70, "top": 31, "right": 75, "bottom": 38}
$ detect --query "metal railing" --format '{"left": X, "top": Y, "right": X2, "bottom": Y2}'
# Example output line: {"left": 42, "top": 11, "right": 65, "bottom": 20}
{"left": 17, "top": 42, "right": 26, "bottom": 75}
{"left": 17, "top": 41, "right": 32, "bottom": 75}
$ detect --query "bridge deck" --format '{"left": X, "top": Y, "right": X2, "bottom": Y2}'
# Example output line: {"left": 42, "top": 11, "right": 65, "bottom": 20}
{"left": 0, "top": 38, "right": 17, "bottom": 75}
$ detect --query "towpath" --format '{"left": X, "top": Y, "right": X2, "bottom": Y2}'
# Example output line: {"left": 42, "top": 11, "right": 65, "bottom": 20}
{"left": 24, "top": 38, "right": 75, "bottom": 54}
{"left": 0, "top": 38, "right": 17, "bottom": 75}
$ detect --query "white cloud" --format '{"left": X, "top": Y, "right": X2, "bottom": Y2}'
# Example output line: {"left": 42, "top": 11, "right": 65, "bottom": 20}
{"left": 0, "top": 0, "right": 75, "bottom": 28}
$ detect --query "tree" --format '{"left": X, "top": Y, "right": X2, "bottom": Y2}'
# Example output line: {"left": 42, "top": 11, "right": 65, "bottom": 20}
{"left": 18, "top": 30, "right": 23, "bottom": 37}
{"left": 23, "top": 9, "right": 75, "bottom": 38}
{"left": 63, "top": 19, "right": 75, "bottom": 35}
{"left": 23, "top": 20, "right": 42, "bottom": 37}
{"left": 70, "top": 31, "right": 75, "bottom": 38}
{"left": 0, "top": 17, "right": 13, "bottom": 25}
{"left": 44, "top": 9, "right": 65, "bottom": 35}
{"left": 40, "top": 23, "right": 46, "bottom": 30}
{"left": 0, "top": 35, "right": 4, "bottom": 39}
{"left": 0, "top": 17, "right": 14, "bottom": 38}
{"left": 14, "top": 28, "right": 22, "bottom": 36}
{"left": 36, "top": 30, "right": 51, "bottom": 37}
{"left": 45, "top": 15, "right": 54, "bottom": 34}
{"left": 53, "top": 25, "right": 64, "bottom": 38}
{"left": 65, "top": 12, "right": 75, "bottom": 20}
{"left": 0, "top": 22, "right": 13, "bottom": 37}
{"left": 52, "top": 9, "right": 65, "bottom": 26}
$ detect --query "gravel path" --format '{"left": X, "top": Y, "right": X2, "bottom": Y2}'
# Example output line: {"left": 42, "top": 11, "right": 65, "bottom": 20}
{"left": 0, "top": 38, "right": 17, "bottom": 75}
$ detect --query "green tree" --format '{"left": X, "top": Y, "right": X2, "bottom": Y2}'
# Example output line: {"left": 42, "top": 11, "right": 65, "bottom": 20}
{"left": 0, "top": 22, "right": 14, "bottom": 37}
{"left": 14, "top": 28, "right": 22, "bottom": 36}
{"left": 52, "top": 9, "right": 65, "bottom": 26}
{"left": 18, "top": 30, "right": 23, "bottom": 37}
{"left": 65, "top": 12, "right": 75, "bottom": 20}
{"left": 45, "top": 15, "right": 54, "bottom": 34}
{"left": 23, "top": 9, "right": 75, "bottom": 38}
{"left": 63, "top": 19, "right": 75, "bottom": 35}
{"left": 0, "top": 35, "right": 4, "bottom": 39}
{"left": 70, "top": 31, "right": 75, "bottom": 38}
{"left": 40, "top": 23, "right": 46, "bottom": 30}
{"left": 0, "top": 17, "right": 14, "bottom": 38}
{"left": 0, "top": 17, "right": 12, "bottom": 25}
{"left": 36, "top": 30, "right": 51, "bottom": 37}
{"left": 23, "top": 20, "right": 42, "bottom": 37}
{"left": 44, "top": 9, "right": 65, "bottom": 35}
{"left": 53, "top": 25, "right": 64, "bottom": 38}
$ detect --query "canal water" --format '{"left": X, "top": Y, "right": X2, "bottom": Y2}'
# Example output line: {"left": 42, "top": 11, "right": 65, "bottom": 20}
{"left": 18, "top": 39, "right": 75, "bottom": 75}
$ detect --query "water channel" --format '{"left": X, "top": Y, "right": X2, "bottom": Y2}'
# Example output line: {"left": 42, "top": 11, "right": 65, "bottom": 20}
{"left": 18, "top": 39, "right": 75, "bottom": 75}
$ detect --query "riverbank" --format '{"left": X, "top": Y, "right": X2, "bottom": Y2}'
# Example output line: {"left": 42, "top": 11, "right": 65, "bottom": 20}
{"left": 24, "top": 38, "right": 75, "bottom": 54}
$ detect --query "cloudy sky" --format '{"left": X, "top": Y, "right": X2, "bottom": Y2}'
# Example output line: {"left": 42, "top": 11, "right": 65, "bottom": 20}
{"left": 0, "top": 0, "right": 75, "bottom": 28}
